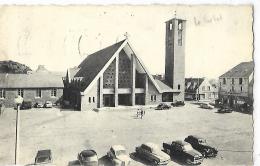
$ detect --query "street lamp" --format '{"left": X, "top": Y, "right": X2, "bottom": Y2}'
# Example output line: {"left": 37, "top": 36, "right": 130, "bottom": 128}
{"left": 14, "top": 95, "right": 23, "bottom": 165}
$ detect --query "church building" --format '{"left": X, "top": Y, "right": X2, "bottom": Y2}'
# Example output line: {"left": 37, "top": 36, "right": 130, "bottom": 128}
{"left": 63, "top": 17, "right": 186, "bottom": 110}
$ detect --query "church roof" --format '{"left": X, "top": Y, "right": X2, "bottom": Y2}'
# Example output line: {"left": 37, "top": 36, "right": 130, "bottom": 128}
{"left": 70, "top": 39, "right": 166, "bottom": 94}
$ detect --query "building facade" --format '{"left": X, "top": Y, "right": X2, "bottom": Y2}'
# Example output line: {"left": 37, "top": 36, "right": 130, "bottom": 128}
{"left": 185, "top": 78, "right": 218, "bottom": 101}
{"left": 218, "top": 61, "right": 254, "bottom": 109}
{"left": 0, "top": 71, "right": 64, "bottom": 107}
{"left": 63, "top": 17, "right": 186, "bottom": 111}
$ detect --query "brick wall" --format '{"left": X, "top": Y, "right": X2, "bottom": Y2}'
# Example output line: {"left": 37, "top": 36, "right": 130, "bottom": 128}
{"left": 145, "top": 80, "right": 162, "bottom": 105}
{"left": 81, "top": 81, "right": 98, "bottom": 111}
{"left": 0, "top": 88, "right": 63, "bottom": 107}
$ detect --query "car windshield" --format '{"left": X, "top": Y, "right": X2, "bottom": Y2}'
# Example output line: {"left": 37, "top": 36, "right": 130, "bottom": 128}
{"left": 183, "top": 144, "right": 193, "bottom": 151}
{"left": 36, "top": 156, "right": 50, "bottom": 163}
{"left": 116, "top": 150, "right": 126, "bottom": 156}
{"left": 82, "top": 155, "right": 98, "bottom": 162}
{"left": 198, "top": 139, "right": 206, "bottom": 144}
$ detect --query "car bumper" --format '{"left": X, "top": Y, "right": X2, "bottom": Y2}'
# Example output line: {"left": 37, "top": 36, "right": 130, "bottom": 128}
{"left": 186, "top": 159, "right": 203, "bottom": 165}
{"left": 158, "top": 159, "right": 171, "bottom": 165}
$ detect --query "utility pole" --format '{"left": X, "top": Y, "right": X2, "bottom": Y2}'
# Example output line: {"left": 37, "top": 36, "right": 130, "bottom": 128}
{"left": 197, "top": 78, "right": 200, "bottom": 101}
{"left": 15, "top": 104, "right": 20, "bottom": 165}
{"left": 14, "top": 96, "right": 23, "bottom": 165}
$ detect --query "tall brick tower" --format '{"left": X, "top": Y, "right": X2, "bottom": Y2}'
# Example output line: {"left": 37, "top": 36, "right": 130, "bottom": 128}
{"left": 165, "top": 17, "right": 186, "bottom": 101}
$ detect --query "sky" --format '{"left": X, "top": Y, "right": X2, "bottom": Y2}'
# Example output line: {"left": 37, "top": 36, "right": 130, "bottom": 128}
{"left": 0, "top": 5, "right": 253, "bottom": 78}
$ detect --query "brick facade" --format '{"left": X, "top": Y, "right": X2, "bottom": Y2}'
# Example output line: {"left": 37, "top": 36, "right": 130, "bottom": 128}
{"left": 0, "top": 88, "right": 63, "bottom": 107}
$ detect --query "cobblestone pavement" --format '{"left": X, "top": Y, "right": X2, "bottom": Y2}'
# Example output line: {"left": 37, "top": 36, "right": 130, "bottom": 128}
{"left": 0, "top": 102, "right": 253, "bottom": 166}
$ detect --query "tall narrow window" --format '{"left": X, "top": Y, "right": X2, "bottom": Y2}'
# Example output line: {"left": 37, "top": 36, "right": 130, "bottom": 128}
{"left": 0, "top": 89, "right": 5, "bottom": 98}
{"left": 241, "top": 86, "right": 243, "bottom": 92}
{"left": 223, "top": 78, "right": 226, "bottom": 85}
{"left": 51, "top": 88, "right": 57, "bottom": 97}
{"left": 239, "top": 78, "right": 243, "bottom": 85}
{"left": 89, "top": 97, "right": 91, "bottom": 103}
{"left": 36, "top": 89, "right": 42, "bottom": 98}
{"left": 154, "top": 95, "right": 157, "bottom": 101}
{"left": 178, "top": 21, "right": 183, "bottom": 46}
{"left": 151, "top": 95, "right": 153, "bottom": 101}
{"left": 231, "top": 86, "right": 234, "bottom": 92}
{"left": 93, "top": 97, "right": 95, "bottom": 103}
{"left": 178, "top": 84, "right": 181, "bottom": 90}
{"left": 169, "top": 23, "right": 173, "bottom": 30}
{"left": 18, "top": 89, "right": 24, "bottom": 97}
{"left": 232, "top": 78, "right": 235, "bottom": 85}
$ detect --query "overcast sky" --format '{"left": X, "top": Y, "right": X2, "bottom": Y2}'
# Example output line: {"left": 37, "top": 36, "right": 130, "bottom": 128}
{"left": 0, "top": 5, "right": 253, "bottom": 78}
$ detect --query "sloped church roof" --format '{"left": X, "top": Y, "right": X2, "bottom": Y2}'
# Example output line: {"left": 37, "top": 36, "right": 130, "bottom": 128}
{"left": 68, "top": 39, "right": 172, "bottom": 94}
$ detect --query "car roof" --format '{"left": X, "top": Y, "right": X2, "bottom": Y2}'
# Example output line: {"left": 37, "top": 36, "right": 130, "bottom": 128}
{"left": 188, "top": 135, "right": 203, "bottom": 139}
{"left": 111, "top": 145, "right": 126, "bottom": 151}
{"left": 80, "top": 150, "right": 97, "bottom": 157}
{"left": 143, "top": 142, "right": 159, "bottom": 149}
{"left": 36, "top": 149, "right": 51, "bottom": 157}
{"left": 173, "top": 140, "right": 190, "bottom": 145}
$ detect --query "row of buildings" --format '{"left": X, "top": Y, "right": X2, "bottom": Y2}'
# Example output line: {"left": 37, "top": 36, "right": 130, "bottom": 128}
{"left": 0, "top": 16, "right": 254, "bottom": 111}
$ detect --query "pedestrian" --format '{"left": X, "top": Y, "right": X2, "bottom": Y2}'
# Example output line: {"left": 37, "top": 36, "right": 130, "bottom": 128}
{"left": 140, "top": 109, "right": 143, "bottom": 119}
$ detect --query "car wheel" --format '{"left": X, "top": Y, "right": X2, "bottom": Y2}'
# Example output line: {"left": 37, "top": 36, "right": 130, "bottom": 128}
{"left": 153, "top": 159, "right": 158, "bottom": 165}
{"left": 202, "top": 151, "right": 206, "bottom": 158}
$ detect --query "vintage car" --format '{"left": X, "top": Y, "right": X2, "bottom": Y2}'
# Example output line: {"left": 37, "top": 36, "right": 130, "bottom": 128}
{"left": 34, "top": 149, "right": 53, "bottom": 165}
{"left": 35, "top": 102, "right": 44, "bottom": 108}
{"left": 77, "top": 149, "right": 98, "bottom": 166}
{"left": 107, "top": 145, "right": 131, "bottom": 166}
{"left": 217, "top": 106, "right": 233, "bottom": 113}
{"left": 155, "top": 103, "right": 171, "bottom": 110}
{"left": 20, "top": 101, "right": 32, "bottom": 110}
{"left": 163, "top": 140, "right": 203, "bottom": 165}
{"left": 200, "top": 103, "right": 214, "bottom": 109}
{"left": 44, "top": 101, "right": 53, "bottom": 108}
{"left": 135, "top": 142, "right": 170, "bottom": 165}
{"left": 184, "top": 135, "right": 218, "bottom": 158}
{"left": 171, "top": 101, "right": 185, "bottom": 107}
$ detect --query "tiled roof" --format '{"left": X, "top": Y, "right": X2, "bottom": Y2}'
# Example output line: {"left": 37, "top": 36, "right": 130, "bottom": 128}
{"left": 0, "top": 72, "right": 64, "bottom": 88}
{"left": 154, "top": 79, "right": 173, "bottom": 92}
{"left": 75, "top": 40, "right": 126, "bottom": 90}
{"left": 220, "top": 61, "right": 254, "bottom": 78}
{"left": 185, "top": 78, "right": 204, "bottom": 93}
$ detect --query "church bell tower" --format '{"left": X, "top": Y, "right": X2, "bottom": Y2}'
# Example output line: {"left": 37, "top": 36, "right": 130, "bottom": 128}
{"left": 164, "top": 17, "right": 186, "bottom": 101}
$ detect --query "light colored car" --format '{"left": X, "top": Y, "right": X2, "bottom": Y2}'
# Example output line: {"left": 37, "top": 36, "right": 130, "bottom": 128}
{"left": 34, "top": 149, "right": 55, "bottom": 165}
{"left": 136, "top": 142, "right": 170, "bottom": 165}
{"left": 44, "top": 101, "right": 53, "bottom": 108}
{"left": 200, "top": 103, "right": 214, "bottom": 109}
{"left": 107, "top": 145, "right": 131, "bottom": 166}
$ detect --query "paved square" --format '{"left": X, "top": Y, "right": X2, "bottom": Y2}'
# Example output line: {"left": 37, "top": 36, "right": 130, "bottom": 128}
{"left": 0, "top": 102, "right": 253, "bottom": 165}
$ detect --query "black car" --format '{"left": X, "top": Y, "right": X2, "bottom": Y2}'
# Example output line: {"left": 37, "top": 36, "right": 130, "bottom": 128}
{"left": 163, "top": 140, "right": 203, "bottom": 165}
{"left": 34, "top": 149, "right": 53, "bottom": 165}
{"left": 20, "top": 101, "right": 32, "bottom": 110}
{"left": 77, "top": 150, "right": 98, "bottom": 166}
{"left": 184, "top": 135, "right": 218, "bottom": 158}
{"left": 155, "top": 103, "right": 171, "bottom": 110}
{"left": 217, "top": 106, "right": 232, "bottom": 113}
{"left": 171, "top": 101, "right": 185, "bottom": 107}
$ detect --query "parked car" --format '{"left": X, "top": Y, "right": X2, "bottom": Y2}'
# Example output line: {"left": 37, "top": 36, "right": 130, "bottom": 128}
{"left": 20, "top": 101, "right": 32, "bottom": 110}
{"left": 184, "top": 135, "right": 218, "bottom": 158}
{"left": 77, "top": 149, "right": 98, "bottom": 166}
{"left": 44, "top": 101, "right": 53, "bottom": 108}
{"left": 163, "top": 140, "right": 203, "bottom": 165}
{"left": 107, "top": 145, "right": 131, "bottom": 166}
{"left": 34, "top": 149, "right": 53, "bottom": 165}
{"left": 135, "top": 142, "right": 170, "bottom": 165}
{"left": 171, "top": 101, "right": 185, "bottom": 107}
{"left": 35, "top": 102, "right": 44, "bottom": 108}
{"left": 217, "top": 106, "right": 233, "bottom": 113}
{"left": 200, "top": 103, "right": 214, "bottom": 109}
{"left": 155, "top": 103, "right": 171, "bottom": 110}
